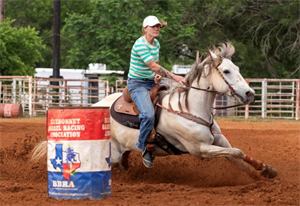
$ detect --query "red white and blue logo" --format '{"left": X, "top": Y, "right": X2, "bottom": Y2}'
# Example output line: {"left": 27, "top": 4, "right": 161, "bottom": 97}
{"left": 47, "top": 108, "right": 111, "bottom": 200}
{"left": 50, "top": 144, "right": 81, "bottom": 180}
{"left": 47, "top": 141, "right": 111, "bottom": 199}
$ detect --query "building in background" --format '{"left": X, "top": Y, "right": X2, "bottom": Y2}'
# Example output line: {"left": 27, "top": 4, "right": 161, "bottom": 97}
{"left": 35, "top": 64, "right": 124, "bottom": 104}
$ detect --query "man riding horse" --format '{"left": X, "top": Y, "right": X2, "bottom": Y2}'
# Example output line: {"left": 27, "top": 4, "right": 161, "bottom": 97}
{"left": 127, "top": 15, "right": 185, "bottom": 168}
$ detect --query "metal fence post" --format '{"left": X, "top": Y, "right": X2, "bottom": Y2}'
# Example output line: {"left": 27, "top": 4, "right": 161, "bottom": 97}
{"left": 106, "top": 80, "right": 109, "bottom": 97}
{"left": 261, "top": 79, "right": 267, "bottom": 118}
{"left": 28, "top": 76, "right": 33, "bottom": 117}
{"left": 18, "top": 80, "right": 22, "bottom": 105}
{"left": 296, "top": 80, "right": 299, "bottom": 120}
{"left": 46, "top": 80, "right": 50, "bottom": 110}
{"left": 12, "top": 79, "right": 16, "bottom": 104}
{"left": 59, "top": 80, "right": 62, "bottom": 107}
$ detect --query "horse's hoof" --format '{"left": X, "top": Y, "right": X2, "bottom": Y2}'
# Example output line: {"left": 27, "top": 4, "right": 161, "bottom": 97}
{"left": 249, "top": 170, "right": 262, "bottom": 180}
{"left": 261, "top": 165, "right": 278, "bottom": 178}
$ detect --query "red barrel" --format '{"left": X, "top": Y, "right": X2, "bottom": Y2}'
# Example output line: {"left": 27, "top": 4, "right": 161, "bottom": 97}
{"left": 47, "top": 107, "right": 111, "bottom": 200}
{"left": 0, "top": 104, "right": 23, "bottom": 118}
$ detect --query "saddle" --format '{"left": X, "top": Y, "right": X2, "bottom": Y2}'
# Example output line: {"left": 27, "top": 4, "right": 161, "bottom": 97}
{"left": 114, "top": 84, "right": 170, "bottom": 116}
{"left": 110, "top": 84, "right": 187, "bottom": 155}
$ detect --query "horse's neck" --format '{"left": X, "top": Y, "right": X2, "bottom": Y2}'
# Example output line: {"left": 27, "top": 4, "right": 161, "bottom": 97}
{"left": 187, "top": 75, "right": 216, "bottom": 120}
{"left": 171, "top": 74, "right": 216, "bottom": 121}
{"left": 162, "top": 73, "right": 216, "bottom": 121}
{"left": 163, "top": 78, "right": 215, "bottom": 122}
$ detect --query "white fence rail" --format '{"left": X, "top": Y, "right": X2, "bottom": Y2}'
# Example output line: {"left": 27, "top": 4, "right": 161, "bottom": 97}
{"left": 0, "top": 76, "right": 109, "bottom": 116}
{"left": 247, "top": 79, "right": 299, "bottom": 120}
{"left": 116, "top": 79, "right": 300, "bottom": 120}
{"left": 1, "top": 76, "right": 299, "bottom": 120}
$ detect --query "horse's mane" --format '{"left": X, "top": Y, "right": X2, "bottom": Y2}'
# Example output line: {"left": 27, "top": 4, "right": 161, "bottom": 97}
{"left": 160, "top": 42, "right": 235, "bottom": 112}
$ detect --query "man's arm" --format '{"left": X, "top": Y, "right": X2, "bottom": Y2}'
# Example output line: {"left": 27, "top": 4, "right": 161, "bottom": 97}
{"left": 146, "top": 60, "right": 184, "bottom": 83}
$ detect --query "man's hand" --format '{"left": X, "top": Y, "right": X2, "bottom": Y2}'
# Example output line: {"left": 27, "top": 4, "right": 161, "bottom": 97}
{"left": 154, "top": 74, "right": 162, "bottom": 84}
{"left": 172, "top": 75, "right": 185, "bottom": 85}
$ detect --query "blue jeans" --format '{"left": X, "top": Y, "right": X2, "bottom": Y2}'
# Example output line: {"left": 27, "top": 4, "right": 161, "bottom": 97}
{"left": 127, "top": 78, "right": 157, "bottom": 150}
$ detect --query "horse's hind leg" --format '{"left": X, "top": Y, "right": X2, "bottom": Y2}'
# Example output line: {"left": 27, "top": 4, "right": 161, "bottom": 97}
{"left": 120, "top": 151, "right": 131, "bottom": 171}
{"left": 110, "top": 137, "right": 132, "bottom": 171}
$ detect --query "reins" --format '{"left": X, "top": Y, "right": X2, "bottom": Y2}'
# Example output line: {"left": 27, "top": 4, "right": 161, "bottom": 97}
{"left": 156, "top": 103, "right": 214, "bottom": 133}
{"left": 182, "top": 83, "right": 245, "bottom": 109}
{"left": 182, "top": 82, "right": 217, "bottom": 93}
{"left": 156, "top": 55, "right": 247, "bottom": 129}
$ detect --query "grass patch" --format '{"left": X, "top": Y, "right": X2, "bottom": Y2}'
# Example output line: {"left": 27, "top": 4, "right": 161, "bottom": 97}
{"left": 214, "top": 116, "right": 299, "bottom": 122}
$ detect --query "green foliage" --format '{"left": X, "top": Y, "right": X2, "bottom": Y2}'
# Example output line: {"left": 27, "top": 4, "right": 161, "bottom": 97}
{"left": 0, "top": 19, "right": 45, "bottom": 76}
{"left": 3, "top": 0, "right": 300, "bottom": 78}
{"left": 64, "top": 0, "right": 197, "bottom": 73}
{"left": 226, "top": 0, "right": 300, "bottom": 78}
{"left": 101, "top": 74, "right": 120, "bottom": 88}
{"left": 5, "top": 0, "right": 93, "bottom": 68}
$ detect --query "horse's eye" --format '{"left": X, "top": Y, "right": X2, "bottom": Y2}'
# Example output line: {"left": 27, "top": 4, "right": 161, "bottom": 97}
{"left": 223, "top": 70, "right": 230, "bottom": 74}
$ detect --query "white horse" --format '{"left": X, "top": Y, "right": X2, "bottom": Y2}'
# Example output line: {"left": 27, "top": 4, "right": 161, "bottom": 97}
{"left": 32, "top": 43, "right": 277, "bottom": 179}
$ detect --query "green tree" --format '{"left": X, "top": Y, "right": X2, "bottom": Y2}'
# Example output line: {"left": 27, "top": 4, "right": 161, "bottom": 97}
{"left": 4, "top": 0, "right": 299, "bottom": 79}
{"left": 64, "top": 0, "right": 197, "bottom": 75}
{"left": 191, "top": 0, "right": 300, "bottom": 78}
{"left": 5, "top": 0, "right": 93, "bottom": 68}
{"left": 0, "top": 19, "right": 45, "bottom": 76}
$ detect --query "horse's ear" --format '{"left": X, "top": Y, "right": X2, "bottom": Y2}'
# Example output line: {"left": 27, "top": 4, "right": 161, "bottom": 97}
{"left": 209, "top": 50, "right": 217, "bottom": 59}
{"left": 209, "top": 50, "right": 220, "bottom": 67}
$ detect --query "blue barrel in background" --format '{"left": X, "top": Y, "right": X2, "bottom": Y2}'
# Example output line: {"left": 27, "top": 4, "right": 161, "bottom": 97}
{"left": 47, "top": 107, "right": 111, "bottom": 199}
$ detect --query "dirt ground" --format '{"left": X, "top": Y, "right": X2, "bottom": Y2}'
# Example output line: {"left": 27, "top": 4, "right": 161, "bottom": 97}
{"left": 0, "top": 118, "right": 299, "bottom": 206}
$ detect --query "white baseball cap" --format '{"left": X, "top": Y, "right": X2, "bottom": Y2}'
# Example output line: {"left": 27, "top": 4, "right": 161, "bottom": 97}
{"left": 143, "top": 15, "right": 162, "bottom": 28}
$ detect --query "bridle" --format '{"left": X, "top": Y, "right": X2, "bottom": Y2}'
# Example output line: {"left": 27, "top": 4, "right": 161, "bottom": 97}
{"left": 183, "top": 55, "right": 245, "bottom": 109}
{"left": 155, "top": 55, "right": 246, "bottom": 129}
{"left": 213, "top": 56, "right": 234, "bottom": 92}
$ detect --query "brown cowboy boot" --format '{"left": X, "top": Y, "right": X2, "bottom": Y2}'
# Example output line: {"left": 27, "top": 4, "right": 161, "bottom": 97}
{"left": 142, "top": 129, "right": 157, "bottom": 168}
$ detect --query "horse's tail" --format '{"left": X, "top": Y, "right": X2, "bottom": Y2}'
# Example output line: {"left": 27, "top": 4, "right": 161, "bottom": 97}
{"left": 31, "top": 140, "right": 47, "bottom": 161}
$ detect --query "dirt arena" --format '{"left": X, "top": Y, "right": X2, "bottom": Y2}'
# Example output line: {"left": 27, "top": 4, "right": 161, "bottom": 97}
{"left": 0, "top": 118, "right": 299, "bottom": 206}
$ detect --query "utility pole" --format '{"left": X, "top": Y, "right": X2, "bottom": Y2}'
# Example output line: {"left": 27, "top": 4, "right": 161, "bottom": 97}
{"left": 52, "top": 0, "right": 61, "bottom": 80}
{"left": 0, "top": 0, "right": 5, "bottom": 22}
{"left": 51, "top": 0, "right": 62, "bottom": 103}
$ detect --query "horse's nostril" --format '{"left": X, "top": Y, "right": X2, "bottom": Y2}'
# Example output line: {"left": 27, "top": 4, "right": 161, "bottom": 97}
{"left": 246, "top": 91, "right": 252, "bottom": 97}
{"left": 246, "top": 91, "right": 255, "bottom": 103}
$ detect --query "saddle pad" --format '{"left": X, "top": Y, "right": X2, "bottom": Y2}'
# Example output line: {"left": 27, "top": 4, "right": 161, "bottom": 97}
{"left": 110, "top": 96, "right": 163, "bottom": 130}
{"left": 111, "top": 96, "right": 140, "bottom": 129}
{"left": 110, "top": 97, "right": 187, "bottom": 155}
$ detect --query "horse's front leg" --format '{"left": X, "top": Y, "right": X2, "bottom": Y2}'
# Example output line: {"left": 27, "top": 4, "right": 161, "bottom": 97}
{"left": 206, "top": 144, "right": 278, "bottom": 179}
{"left": 211, "top": 121, "right": 277, "bottom": 179}
{"left": 243, "top": 155, "right": 277, "bottom": 178}
{"left": 209, "top": 135, "right": 259, "bottom": 179}
{"left": 199, "top": 143, "right": 246, "bottom": 159}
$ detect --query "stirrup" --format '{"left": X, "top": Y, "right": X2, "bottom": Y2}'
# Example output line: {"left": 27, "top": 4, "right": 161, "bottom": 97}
{"left": 142, "top": 150, "right": 154, "bottom": 168}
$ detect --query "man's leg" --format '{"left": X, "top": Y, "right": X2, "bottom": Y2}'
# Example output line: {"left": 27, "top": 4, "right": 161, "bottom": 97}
{"left": 127, "top": 79, "right": 155, "bottom": 167}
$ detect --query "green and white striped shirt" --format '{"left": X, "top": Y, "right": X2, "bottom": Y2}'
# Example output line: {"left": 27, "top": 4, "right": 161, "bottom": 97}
{"left": 128, "top": 36, "right": 160, "bottom": 80}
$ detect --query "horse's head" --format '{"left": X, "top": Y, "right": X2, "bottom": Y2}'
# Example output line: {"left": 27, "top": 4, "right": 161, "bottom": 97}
{"left": 207, "top": 43, "right": 255, "bottom": 104}
{"left": 172, "top": 43, "right": 255, "bottom": 113}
